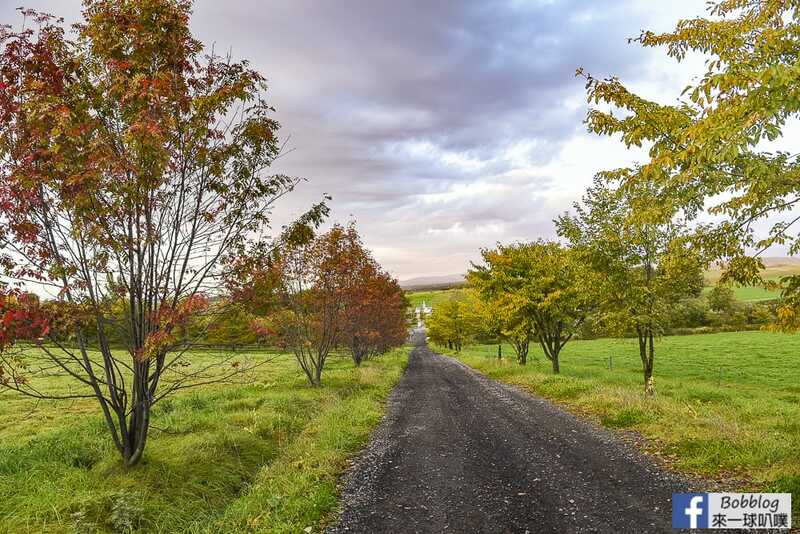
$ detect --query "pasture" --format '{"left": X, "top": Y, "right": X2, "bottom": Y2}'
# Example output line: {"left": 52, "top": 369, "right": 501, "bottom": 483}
{"left": 0, "top": 347, "right": 407, "bottom": 533}
{"left": 405, "top": 288, "right": 463, "bottom": 309}
{"left": 407, "top": 260, "right": 800, "bottom": 307}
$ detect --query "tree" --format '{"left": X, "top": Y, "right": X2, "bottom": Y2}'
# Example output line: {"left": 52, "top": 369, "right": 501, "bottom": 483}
{"left": 707, "top": 285, "right": 737, "bottom": 314}
{"left": 467, "top": 285, "right": 533, "bottom": 364}
{"left": 0, "top": 289, "right": 50, "bottom": 387}
{"left": 257, "top": 225, "right": 362, "bottom": 386}
{"left": 557, "top": 179, "right": 704, "bottom": 394}
{"left": 341, "top": 262, "right": 408, "bottom": 366}
{"left": 0, "top": 1, "right": 326, "bottom": 466}
{"left": 245, "top": 224, "right": 403, "bottom": 384}
{"left": 425, "top": 297, "right": 476, "bottom": 352}
{"left": 468, "top": 241, "right": 593, "bottom": 373}
{"left": 199, "top": 301, "right": 260, "bottom": 348}
{"left": 579, "top": 0, "right": 800, "bottom": 327}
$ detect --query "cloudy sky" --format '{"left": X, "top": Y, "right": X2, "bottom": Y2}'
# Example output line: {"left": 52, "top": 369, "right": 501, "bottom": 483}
{"left": 1, "top": 0, "right": 711, "bottom": 280}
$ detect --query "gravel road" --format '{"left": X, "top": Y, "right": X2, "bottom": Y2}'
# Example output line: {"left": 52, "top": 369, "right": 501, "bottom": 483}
{"left": 328, "top": 337, "right": 694, "bottom": 533}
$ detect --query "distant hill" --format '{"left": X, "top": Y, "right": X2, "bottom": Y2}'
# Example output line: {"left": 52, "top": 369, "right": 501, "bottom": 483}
{"left": 399, "top": 274, "right": 465, "bottom": 290}
{"left": 706, "top": 256, "right": 800, "bottom": 284}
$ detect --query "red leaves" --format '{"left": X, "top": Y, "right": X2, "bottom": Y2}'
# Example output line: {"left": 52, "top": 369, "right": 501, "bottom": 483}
{"left": 138, "top": 294, "right": 209, "bottom": 361}
{"left": 249, "top": 317, "right": 276, "bottom": 339}
{"left": 239, "top": 222, "right": 407, "bottom": 364}
{"left": 0, "top": 289, "right": 49, "bottom": 352}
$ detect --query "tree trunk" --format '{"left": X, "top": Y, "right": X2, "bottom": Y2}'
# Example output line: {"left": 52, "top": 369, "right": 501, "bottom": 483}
{"left": 313, "top": 358, "right": 324, "bottom": 387}
{"left": 637, "top": 327, "right": 655, "bottom": 396}
{"left": 497, "top": 343, "right": 502, "bottom": 359}
{"left": 351, "top": 345, "right": 364, "bottom": 367}
{"left": 537, "top": 333, "right": 561, "bottom": 374}
{"left": 123, "top": 401, "right": 150, "bottom": 467}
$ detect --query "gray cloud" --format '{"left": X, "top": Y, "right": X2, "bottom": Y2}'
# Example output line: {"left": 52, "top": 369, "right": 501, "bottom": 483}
{"left": 0, "top": 0, "right": 700, "bottom": 278}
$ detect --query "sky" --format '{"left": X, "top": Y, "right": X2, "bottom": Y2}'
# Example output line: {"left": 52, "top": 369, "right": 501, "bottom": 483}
{"left": 0, "top": 0, "right": 712, "bottom": 280}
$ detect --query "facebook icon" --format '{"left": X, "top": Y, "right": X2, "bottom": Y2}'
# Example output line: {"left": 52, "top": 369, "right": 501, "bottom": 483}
{"left": 673, "top": 493, "right": 709, "bottom": 529}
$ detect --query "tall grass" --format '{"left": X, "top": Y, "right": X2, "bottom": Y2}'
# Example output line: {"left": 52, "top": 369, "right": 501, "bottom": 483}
{"left": 0, "top": 348, "right": 407, "bottom": 533}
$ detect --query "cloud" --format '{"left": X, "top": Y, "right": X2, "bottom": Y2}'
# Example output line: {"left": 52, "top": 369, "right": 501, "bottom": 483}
{"left": 0, "top": 0, "right": 707, "bottom": 279}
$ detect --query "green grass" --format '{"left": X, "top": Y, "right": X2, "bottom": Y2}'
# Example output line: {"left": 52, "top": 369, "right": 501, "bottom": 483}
{"left": 413, "top": 279, "right": 779, "bottom": 305}
{"left": 702, "top": 284, "right": 780, "bottom": 302}
{"left": 405, "top": 288, "right": 463, "bottom": 308}
{"left": 407, "top": 274, "right": 783, "bottom": 307}
{"left": 0, "top": 347, "right": 408, "bottom": 533}
{"left": 444, "top": 331, "right": 799, "bottom": 516}
{"left": 704, "top": 260, "right": 800, "bottom": 301}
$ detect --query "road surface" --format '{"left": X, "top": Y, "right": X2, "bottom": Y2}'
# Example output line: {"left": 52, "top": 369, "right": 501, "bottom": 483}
{"left": 328, "top": 338, "right": 692, "bottom": 533}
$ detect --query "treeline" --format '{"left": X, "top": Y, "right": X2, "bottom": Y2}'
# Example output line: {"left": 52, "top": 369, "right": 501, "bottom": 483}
{"left": 229, "top": 223, "right": 409, "bottom": 386}
{"left": 429, "top": 0, "right": 800, "bottom": 396}
{"left": 2, "top": 223, "right": 408, "bottom": 382}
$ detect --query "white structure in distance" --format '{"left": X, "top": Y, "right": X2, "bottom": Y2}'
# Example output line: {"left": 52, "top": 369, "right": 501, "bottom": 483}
{"left": 415, "top": 301, "right": 432, "bottom": 327}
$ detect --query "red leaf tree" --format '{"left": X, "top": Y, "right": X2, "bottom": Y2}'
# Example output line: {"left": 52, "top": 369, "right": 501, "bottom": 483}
{"left": 341, "top": 261, "right": 408, "bottom": 366}
{"left": 238, "top": 223, "right": 407, "bottom": 385}
{"left": 0, "top": 1, "right": 326, "bottom": 466}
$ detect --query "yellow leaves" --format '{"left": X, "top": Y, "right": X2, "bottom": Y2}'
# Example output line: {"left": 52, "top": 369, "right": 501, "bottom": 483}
{"left": 767, "top": 304, "right": 800, "bottom": 334}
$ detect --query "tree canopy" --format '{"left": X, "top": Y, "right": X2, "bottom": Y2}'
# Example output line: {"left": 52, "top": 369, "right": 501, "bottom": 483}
{"left": 468, "top": 241, "right": 594, "bottom": 373}
{"left": 580, "top": 0, "right": 800, "bottom": 315}
{"left": 557, "top": 179, "right": 704, "bottom": 393}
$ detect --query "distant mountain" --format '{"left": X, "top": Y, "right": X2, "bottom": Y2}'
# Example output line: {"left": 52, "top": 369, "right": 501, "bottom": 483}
{"left": 400, "top": 274, "right": 465, "bottom": 290}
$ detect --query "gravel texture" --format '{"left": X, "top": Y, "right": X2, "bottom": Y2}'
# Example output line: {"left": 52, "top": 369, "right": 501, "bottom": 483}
{"left": 328, "top": 339, "right": 695, "bottom": 533}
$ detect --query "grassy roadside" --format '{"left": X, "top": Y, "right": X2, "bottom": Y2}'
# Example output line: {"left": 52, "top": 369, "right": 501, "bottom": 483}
{"left": 0, "top": 347, "right": 408, "bottom": 533}
{"left": 441, "top": 331, "right": 799, "bottom": 516}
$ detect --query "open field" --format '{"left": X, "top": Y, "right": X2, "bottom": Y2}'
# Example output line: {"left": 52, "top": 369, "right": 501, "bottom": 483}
{"left": 438, "top": 331, "right": 799, "bottom": 516}
{"left": 701, "top": 284, "right": 780, "bottom": 302}
{"left": 407, "top": 259, "right": 800, "bottom": 306}
{"left": 411, "top": 277, "right": 785, "bottom": 305}
{"left": 0, "top": 347, "right": 407, "bottom": 533}
{"left": 405, "top": 288, "right": 463, "bottom": 309}
{"left": 703, "top": 258, "right": 800, "bottom": 301}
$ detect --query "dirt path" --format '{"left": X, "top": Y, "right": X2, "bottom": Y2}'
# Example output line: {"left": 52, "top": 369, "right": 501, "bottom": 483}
{"left": 328, "top": 340, "right": 691, "bottom": 533}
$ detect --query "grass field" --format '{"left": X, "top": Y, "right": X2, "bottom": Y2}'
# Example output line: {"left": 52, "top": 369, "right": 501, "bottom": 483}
{"left": 703, "top": 259, "right": 800, "bottom": 301}
{"left": 411, "top": 281, "right": 781, "bottom": 306}
{"left": 406, "top": 260, "right": 800, "bottom": 307}
{"left": 701, "top": 284, "right": 780, "bottom": 302}
{"left": 405, "top": 288, "right": 463, "bottom": 309}
{"left": 0, "top": 347, "right": 408, "bottom": 533}
{"left": 439, "top": 331, "right": 799, "bottom": 516}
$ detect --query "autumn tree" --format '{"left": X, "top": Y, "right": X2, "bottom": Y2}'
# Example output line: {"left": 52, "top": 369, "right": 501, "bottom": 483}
{"left": 557, "top": 180, "right": 703, "bottom": 394}
{"left": 0, "top": 289, "right": 50, "bottom": 388}
{"left": 469, "top": 241, "right": 593, "bottom": 372}
{"left": 466, "top": 283, "right": 533, "bottom": 364}
{"left": 244, "top": 224, "right": 403, "bottom": 384}
{"left": 579, "top": 0, "right": 800, "bottom": 329}
{"left": 0, "top": 1, "right": 326, "bottom": 466}
{"left": 341, "top": 261, "right": 408, "bottom": 366}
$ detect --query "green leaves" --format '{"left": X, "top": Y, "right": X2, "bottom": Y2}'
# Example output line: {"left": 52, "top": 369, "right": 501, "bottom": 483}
{"left": 580, "top": 0, "right": 800, "bottom": 331}
{"left": 556, "top": 179, "right": 704, "bottom": 337}
{"left": 467, "top": 240, "right": 596, "bottom": 370}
